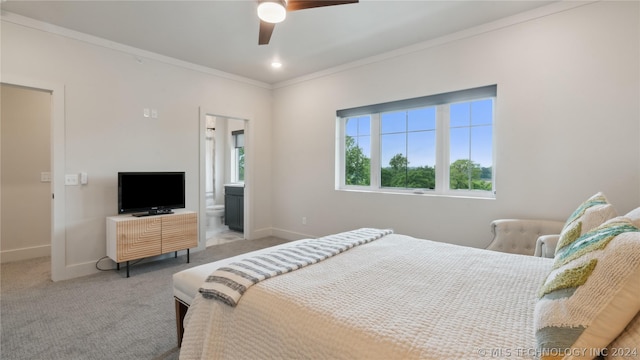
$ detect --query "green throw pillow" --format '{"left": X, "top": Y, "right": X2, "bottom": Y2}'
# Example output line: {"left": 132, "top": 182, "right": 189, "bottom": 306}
{"left": 555, "top": 192, "right": 617, "bottom": 256}
{"left": 535, "top": 217, "right": 640, "bottom": 360}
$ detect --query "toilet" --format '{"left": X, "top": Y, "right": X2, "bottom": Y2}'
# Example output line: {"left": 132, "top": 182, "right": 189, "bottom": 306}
{"left": 206, "top": 204, "right": 225, "bottom": 229}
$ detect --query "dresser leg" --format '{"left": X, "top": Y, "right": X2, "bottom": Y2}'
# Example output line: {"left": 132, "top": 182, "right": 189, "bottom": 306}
{"left": 126, "top": 261, "right": 130, "bottom": 278}
{"left": 187, "top": 249, "right": 190, "bottom": 263}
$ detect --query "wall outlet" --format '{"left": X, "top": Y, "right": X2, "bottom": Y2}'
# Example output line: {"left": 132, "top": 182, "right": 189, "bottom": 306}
{"left": 65, "top": 174, "right": 79, "bottom": 186}
{"left": 302, "top": 217, "right": 307, "bottom": 225}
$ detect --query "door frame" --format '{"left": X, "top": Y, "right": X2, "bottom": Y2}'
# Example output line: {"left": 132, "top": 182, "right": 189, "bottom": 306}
{"left": 198, "top": 108, "right": 251, "bottom": 249}
{"left": 2, "top": 74, "right": 66, "bottom": 281}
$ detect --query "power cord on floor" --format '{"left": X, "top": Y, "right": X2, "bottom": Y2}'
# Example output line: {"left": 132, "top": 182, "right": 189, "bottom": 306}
{"left": 95, "top": 256, "right": 142, "bottom": 271}
{"left": 95, "top": 256, "right": 116, "bottom": 271}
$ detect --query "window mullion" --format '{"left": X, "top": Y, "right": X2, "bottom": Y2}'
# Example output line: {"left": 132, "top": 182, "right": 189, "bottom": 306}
{"left": 336, "top": 117, "right": 346, "bottom": 189}
{"left": 435, "top": 104, "right": 450, "bottom": 194}
{"left": 404, "top": 112, "right": 409, "bottom": 188}
{"left": 370, "top": 113, "right": 381, "bottom": 189}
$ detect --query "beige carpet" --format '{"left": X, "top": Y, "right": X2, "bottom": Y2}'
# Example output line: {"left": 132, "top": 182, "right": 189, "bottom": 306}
{"left": 0, "top": 236, "right": 289, "bottom": 360}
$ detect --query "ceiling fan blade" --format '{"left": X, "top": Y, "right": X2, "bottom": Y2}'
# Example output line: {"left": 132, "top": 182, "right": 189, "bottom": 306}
{"left": 286, "top": 0, "right": 358, "bottom": 12}
{"left": 258, "top": 20, "right": 276, "bottom": 45}
{"left": 257, "top": 0, "right": 357, "bottom": 45}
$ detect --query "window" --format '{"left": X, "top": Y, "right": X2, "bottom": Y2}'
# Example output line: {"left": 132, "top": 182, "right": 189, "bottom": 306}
{"left": 337, "top": 85, "right": 495, "bottom": 197}
{"left": 232, "top": 130, "right": 245, "bottom": 182}
{"left": 344, "top": 116, "right": 371, "bottom": 186}
{"left": 448, "top": 99, "right": 493, "bottom": 192}
{"left": 380, "top": 107, "right": 436, "bottom": 189}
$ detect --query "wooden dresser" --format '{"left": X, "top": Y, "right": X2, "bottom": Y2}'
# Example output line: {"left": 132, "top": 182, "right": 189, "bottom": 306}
{"left": 106, "top": 209, "right": 197, "bottom": 277}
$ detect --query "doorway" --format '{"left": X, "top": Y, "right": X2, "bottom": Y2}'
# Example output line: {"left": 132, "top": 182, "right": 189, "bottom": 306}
{"left": 1, "top": 77, "right": 65, "bottom": 282}
{"left": 201, "top": 114, "right": 247, "bottom": 247}
{"left": 0, "top": 84, "right": 52, "bottom": 264}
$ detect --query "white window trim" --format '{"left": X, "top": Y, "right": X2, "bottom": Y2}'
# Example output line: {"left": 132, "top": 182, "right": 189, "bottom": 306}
{"left": 231, "top": 130, "right": 245, "bottom": 184}
{"left": 336, "top": 91, "right": 496, "bottom": 199}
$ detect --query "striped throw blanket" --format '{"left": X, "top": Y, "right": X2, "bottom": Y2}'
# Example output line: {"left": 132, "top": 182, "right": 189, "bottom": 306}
{"left": 198, "top": 228, "right": 393, "bottom": 307}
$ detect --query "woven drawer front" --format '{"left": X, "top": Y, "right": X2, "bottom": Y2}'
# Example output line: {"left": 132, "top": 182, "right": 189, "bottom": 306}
{"left": 162, "top": 212, "right": 197, "bottom": 253}
{"left": 116, "top": 217, "right": 162, "bottom": 262}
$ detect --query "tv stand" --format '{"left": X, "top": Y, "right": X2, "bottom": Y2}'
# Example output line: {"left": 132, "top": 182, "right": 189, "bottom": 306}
{"left": 106, "top": 210, "right": 197, "bottom": 277}
{"left": 132, "top": 209, "right": 174, "bottom": 217}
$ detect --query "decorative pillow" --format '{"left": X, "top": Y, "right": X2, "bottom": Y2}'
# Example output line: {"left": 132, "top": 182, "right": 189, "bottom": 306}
{"left": 555, "top": 192, "right": 617, "bottom": 256}
{"left": 607, "top": 312, "right": 640, "bottom": 359}
{"left": 607, "top": 206, "right": 640, "bottom": 360}
{"left": 625, "top": 207, "right": 640, "bottom": 229}
{"left": 535, "top": 216, "right": 640, "bottom": 360}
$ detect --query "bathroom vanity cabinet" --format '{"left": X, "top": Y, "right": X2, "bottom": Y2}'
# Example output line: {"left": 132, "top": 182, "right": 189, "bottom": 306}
{"left": 224, "top": 185, "right": 244, "bottom": 232}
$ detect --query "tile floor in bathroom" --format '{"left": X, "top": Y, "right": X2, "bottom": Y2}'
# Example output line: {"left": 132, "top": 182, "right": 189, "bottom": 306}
{"left": 206, "top": 229, "right": 244, "bottom": 247}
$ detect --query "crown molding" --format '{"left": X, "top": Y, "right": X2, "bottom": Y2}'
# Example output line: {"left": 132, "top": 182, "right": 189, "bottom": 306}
{"left": 0, "top": 11, "right": 273, "bottom": 90}
{"left": 273, "top": 0, "right": 597, "bottom": 89}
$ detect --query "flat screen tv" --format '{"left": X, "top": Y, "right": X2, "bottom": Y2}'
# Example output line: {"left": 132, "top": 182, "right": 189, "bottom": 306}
{"left": 118, "top": 172, "right": 185, "bottom": 216}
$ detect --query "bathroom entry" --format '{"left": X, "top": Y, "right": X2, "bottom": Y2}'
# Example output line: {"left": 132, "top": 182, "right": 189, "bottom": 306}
{"left": 204, "top": 115, "right": 246, "bottom": 246}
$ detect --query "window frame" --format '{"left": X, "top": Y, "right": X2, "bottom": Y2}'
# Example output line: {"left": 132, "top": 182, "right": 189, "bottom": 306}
{"left": 336, "top": 86, "right": 496, "bottom": 199}
{"left": 231, "top": 130, "right": 245, "bottom": 183}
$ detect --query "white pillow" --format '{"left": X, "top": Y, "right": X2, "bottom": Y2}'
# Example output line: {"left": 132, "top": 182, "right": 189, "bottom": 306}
{"left": 605, "top": 206, "right": 640, "bottom": 360}
{"left": 625, "top": 207, "right": 640, "bottom": 228}
{"left": 607, "top": 312, "right": 640, "bottom": 359}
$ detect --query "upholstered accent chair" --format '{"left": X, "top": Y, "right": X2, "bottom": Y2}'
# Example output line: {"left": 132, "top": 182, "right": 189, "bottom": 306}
{"left": 488, "top": 219, "right": 564, "bottom": 257}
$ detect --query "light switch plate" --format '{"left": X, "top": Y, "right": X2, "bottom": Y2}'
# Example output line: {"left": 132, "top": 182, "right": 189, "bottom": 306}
{"left": 40, "top": 172, "right": 51, "bottom": 182}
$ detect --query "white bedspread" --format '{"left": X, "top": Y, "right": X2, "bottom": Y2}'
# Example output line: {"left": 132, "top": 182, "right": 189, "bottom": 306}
{"left": 180, "top": 233, "right": 553, "bottom": 359}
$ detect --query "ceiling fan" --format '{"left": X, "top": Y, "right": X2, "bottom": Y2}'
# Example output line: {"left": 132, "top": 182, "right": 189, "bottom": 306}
{"left": 257, "top": 0, "right": 359, "bottom": 45}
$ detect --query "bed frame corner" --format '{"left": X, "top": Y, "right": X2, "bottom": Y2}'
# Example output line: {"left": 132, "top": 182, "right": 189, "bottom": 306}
{"left": 175, "top": 297, "right": 189, "bottom": 347}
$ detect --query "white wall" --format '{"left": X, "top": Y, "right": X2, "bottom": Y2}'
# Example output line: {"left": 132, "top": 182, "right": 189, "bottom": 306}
{"left": 1, "top": 84, "right": 52, "bottom": 262}
{"left": 270, "top": 1, "right": 640, "bottom": 248}
{"left": 1, "top": 1, "right": 638, "bottom": 278}
{"left": 1, "top": 18, "right": 273, "bottom": 279}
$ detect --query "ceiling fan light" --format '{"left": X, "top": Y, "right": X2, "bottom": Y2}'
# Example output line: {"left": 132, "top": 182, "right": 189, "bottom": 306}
{"left": 257, "top": 1, "right": 286, "bottom": 24}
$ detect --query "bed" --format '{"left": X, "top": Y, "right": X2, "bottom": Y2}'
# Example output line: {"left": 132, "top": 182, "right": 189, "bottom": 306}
{"left": 173, "top": 194, "right": 640, "bottom": 360}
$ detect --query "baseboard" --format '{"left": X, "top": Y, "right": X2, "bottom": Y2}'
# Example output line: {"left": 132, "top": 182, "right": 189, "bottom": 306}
{"left": 0, "top": 244, "right": 51, "bottom": 263}
{"left": 60, "top": 251, "right": 192, "bottom": 281}
{"left": 248, "top": 227, "right": 274, "bottom": 240}
{"left": 53, "top": 251, "right": 210, "bottom": 281}
{"left": 63, "top": 260, "right": 101, "bottom": 280}
{"left": 270, "top": 227, "right": 315, "bottom": 241}
{"left": 32, "top": 228, "right": 314, "bottom": 280}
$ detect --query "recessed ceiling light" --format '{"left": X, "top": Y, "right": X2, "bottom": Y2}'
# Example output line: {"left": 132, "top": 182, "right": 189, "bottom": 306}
{"left": 271, "top": 61, "right": 283, "bottom": 69}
